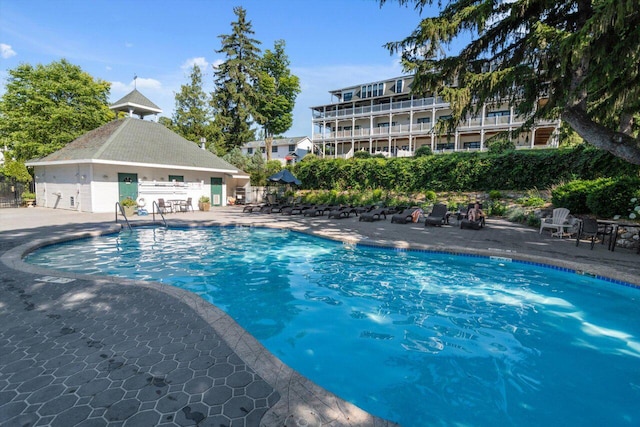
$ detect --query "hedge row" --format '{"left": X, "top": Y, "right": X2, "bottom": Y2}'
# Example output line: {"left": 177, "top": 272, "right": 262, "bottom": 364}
{"left": 551, "top": 177, "right": 640, "bottom": 217}
{"left": 292, "top": 145, "right": 640, "bottom": 192}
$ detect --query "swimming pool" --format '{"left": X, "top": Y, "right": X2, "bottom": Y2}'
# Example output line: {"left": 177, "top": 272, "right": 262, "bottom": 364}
{"left": 26, "top": 226, "right": 640, "bottom": 426}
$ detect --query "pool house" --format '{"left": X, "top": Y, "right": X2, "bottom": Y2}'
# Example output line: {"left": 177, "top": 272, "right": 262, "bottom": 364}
{"left": 26, "top": 89, "right": 249, "bottom": 213}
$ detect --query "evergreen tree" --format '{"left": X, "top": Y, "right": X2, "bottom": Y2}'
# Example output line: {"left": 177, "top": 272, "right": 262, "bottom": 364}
{"left": 212, "top": 6, "right": 261, "bottom": 153}
{"left": 255, "top": 40, "right": 301, "bottom": 160}
{"left": 169, "top": 64, "right": 221, "bottom": 152}
{"left": 0, "top": 59, "right": 112, "bottom": 163}
{"left": 381, "top": 0, "right": 640, "bottom": 164}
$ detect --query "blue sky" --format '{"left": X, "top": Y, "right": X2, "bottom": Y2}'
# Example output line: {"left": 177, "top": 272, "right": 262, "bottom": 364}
{"left": 0, "top": 0, "right": 438, "bottom": 138}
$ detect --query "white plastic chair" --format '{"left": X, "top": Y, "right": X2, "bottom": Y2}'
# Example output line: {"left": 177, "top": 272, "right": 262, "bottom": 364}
{"left": 539, "top": 208, "right": 571, "bottom": 237}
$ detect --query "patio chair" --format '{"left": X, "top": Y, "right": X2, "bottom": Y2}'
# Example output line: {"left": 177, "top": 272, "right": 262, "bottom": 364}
{"left": 575, "top": 217, "right": 611, "bottom": 249}
{"left": 158, "top": 198, "right": 173, "bottom": 214}
{"left": 540, "top": 207, "right": 571, "bottom": 237}
{"left": 390, "top": 207, "right": 420, "bottom": 224}
{"left": 424, "top": 204, "right": 449, "bottom": 226}
{"left": 178, "top": 197, "right": 194, "bottom": 212}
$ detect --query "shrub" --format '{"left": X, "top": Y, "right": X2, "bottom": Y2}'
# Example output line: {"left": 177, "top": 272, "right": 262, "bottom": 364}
{"left": 585, "top": 176, "right": 640, "bottom": 218}
{"left": 21, "top": 190, "right": 36, "bottom": 200}
{"left": 506, "top": 206, "right": 527, "bottom": 223}
{"left": 199, "top": 195, "right": 210, "bottom": 204}
{"left": 414, "top": 145, "right": 433, "bottom": 157}
{"left": 487, "top": 138, "right": 515, "bottom": 154}
{"left": 424, "top": 190, "right": 437, "bottom": 202}
{"left": 516, "top": 196, "right": 546, "bottom": 207}
{"left": 526, "top": 212, "right": 541, "bottom": 227}
{"left": 353, "top": 150, "right": 372, "bottom": 159}
{"left": 489, "top": 190, "right": 502, "bottom": 200}
{"left": 487, "top": 201, "right": 507, "bottom": 216}
{"left": 551, "top": 179, "right": 593, "bottom": 213}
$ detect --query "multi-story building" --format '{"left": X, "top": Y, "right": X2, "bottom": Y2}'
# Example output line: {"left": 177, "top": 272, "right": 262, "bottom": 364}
{"left": 310, "top": 75, "right": 560, "bottom": 158}
{"left": 242, "top": 136, "right": 314, "bottom": 165}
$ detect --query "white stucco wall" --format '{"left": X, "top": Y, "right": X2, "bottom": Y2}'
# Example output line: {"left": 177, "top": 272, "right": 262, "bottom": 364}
{"left": 33, "top": 163, "right": 243, "bottom": 213}
{"left": 33, "top": 165, "right": 92, "bottom": 211}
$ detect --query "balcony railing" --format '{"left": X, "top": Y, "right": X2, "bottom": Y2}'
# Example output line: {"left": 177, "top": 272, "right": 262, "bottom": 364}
{"left": 313, "top": 96, "right": 450, "bottom": 120}
{"left": 312, "top": 114, "right": 561, "bottom": 141}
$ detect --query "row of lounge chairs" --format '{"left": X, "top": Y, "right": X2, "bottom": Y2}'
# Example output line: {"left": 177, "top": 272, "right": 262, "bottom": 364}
{"left": 244, "top": 200, "right": 486, "bottom": 229}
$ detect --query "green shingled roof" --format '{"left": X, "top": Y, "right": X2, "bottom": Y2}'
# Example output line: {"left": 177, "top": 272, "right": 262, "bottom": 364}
{"left": 27, "top": 118, "right": 241, "bottom": 173}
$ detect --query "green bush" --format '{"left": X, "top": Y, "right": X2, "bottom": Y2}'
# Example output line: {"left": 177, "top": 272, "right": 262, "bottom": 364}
{"left": 585, "top": 176, "right": 640, "bottom": 218}
{"left": 551, "top": 179, "right": 593, "bottom": 213}
{"left": 487, "top": 138, "right": 516, "bottom": 154}
{"left": 506, "top": 206, "right": 527, "bottom": 223}
{"left": 414, "top": 145, "right": 433, "bottom": 157}
{"left": 424, "top": 190, "right": 437, "bottom": 202}
{"left": 487, "top": 201, "right": 507, "bottom": 216}
{"left": 489, "top": 190, "right": 502, "bottom": 200}
{"left": 516, "top": 196, "right": 546, "bottom": 207}
{"left": 353, "top": 150, "right": 371, "bottom": 159}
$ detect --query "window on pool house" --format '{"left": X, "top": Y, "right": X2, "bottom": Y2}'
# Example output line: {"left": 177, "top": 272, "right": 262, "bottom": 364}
{"left": 247, "top": 147, "right": 253, "bottom": 154}
{"left": 169, "top": 175, "right": 184, "bottom": 182}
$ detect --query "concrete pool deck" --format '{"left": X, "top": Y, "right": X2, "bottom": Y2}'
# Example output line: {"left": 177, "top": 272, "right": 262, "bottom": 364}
{"left": 1, "top": 206, "right": 638, "bottom": 426}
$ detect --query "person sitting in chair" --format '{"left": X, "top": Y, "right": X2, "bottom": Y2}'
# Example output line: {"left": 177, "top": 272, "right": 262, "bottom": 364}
{"left": 468, "top": 202, "right": 485, "bottom": 222}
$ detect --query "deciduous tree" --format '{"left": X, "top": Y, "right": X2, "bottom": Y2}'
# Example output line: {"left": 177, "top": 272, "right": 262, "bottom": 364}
{"left": 255, "top": 40, "right": 301, "bottom": 160}
{"left": 381, "top": 0, "right": 640, "bottom": 164}
{"left": 0, "top": 59, "right": 112, "bottom": 163}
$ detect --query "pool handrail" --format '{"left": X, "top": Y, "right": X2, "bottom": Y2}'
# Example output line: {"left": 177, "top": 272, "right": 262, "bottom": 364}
{"left": 152, "top": 200, "right": 167, "bottom": 227}
{"left": 115, "top": 202, "right": 132, "bottom": 230}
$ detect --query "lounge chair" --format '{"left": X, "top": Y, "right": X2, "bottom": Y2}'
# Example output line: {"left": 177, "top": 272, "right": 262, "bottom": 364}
{"left": 359, "top": 207, "right": 388, "bottom": 222}
{"left": 424, "top": 204, "right": 448, "bottom": 226}
{"left": 390, "top": 207, "right": 420, "bottom": 224}
{"left": 575, "top": 217, "right": 611, "bottom": 249}
{"left": 328, "top": 206, "right": 357, "bottom": 219}
{"left": 540, "top": 207, "right": 571, "bottom": 237}
{"left": 302, "top": 205, "right": 324, "bottom": 216}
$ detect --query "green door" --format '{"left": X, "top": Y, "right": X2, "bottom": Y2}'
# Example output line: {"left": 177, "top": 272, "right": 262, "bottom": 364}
{"left": 118, "top": 173, "right": 138, "bottom": 202}
{"left": 210, "top": 177, "right": 223, "bottom": 206}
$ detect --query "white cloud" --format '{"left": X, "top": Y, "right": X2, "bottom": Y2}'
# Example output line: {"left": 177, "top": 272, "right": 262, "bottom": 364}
{"left": 125, "top": 42, "right": 133, "bottom": 48}
{"left": 181, "top": 57, "right": 209, "bottom": 71}
{"left": 0, "top": 43, "right": 17, "bottom": 59}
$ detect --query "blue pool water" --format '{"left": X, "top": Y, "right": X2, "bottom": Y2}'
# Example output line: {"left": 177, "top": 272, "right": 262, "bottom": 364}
{"left": 26, "top": 227, "right": 640, "bottom": 426}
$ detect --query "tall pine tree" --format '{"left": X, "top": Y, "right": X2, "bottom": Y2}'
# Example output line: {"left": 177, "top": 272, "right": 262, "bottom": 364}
{"left": 211, "top": 6, "right": 261, "bottom": 153}
{"left": 169, "top": 64, "right": 221, "bottom": 152}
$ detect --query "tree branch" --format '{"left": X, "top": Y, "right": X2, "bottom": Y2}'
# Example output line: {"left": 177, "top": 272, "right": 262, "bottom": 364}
{"left": 562, "top": 107, "right": 640, "bottom": 165}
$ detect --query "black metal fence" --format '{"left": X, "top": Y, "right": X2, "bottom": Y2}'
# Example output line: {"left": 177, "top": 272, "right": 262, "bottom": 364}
{"left": 0, "top": 176, "right": 27, "bottom": 208}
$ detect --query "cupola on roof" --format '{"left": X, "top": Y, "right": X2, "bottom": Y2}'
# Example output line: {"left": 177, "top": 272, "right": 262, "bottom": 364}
{"left": 110, "top": 88, "right": 162, "bottom": 118}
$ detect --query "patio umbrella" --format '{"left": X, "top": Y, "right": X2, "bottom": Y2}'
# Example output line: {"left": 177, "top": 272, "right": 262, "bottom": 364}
{"left": 267, "top": 169, "right": 302, "bottom": 186}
